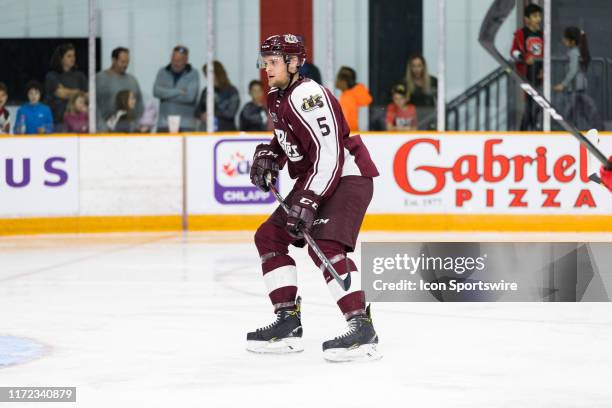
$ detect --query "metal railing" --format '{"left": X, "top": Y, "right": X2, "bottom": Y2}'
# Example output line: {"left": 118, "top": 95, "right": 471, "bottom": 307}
{"left": 424, "top": 56, "right": 611, "bottom": 132}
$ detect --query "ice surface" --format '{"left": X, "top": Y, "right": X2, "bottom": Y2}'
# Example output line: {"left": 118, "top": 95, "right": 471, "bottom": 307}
{"left": 1, "top": 231, "right": 611, "bottom": 407}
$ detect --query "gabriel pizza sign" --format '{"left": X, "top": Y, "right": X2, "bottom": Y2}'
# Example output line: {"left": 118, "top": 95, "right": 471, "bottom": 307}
{"left": 388, "top": 135, "right": 609, "bottom": 211}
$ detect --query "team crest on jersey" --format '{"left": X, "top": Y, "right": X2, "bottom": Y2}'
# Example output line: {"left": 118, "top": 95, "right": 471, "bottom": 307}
{"left": 269, "top": 111, "right": 278, "bottom": 123}
{"left": 274, "top": 129, "right": 303, "bottom": 162}
{"left": 301, "top": 94, "right": 324, "bottom": 112}
{"left": 527, "top": 37, "right": 543, "bottom": 56}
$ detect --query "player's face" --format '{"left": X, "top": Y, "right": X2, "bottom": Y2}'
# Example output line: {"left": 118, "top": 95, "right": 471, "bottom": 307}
{"left": 28, "top": 89, "right": 41, "bottom": 104}
{"left": 0, "top": 91, "right": 7, "bottom": 108}
{"left": 262, "top": 55, "right": 289, "bottom": 88}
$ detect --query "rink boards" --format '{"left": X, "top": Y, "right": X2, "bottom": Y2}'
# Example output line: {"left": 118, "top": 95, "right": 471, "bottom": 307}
{"left": 0, "top": 132, "right": 610, "bottom": 235}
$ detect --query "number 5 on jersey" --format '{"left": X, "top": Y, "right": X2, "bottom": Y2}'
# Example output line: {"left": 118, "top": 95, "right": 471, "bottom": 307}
{"left": 316, "top": 117, "right": 331, "bottom": 136}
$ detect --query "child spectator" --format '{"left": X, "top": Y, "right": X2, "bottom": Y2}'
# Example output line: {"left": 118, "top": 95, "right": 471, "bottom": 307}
{"left": 239, "top": 80, "right": 268, "bottom": 131}
{"left": 106, "top": 90, "right": 138, "bottom": 133}
{"left": 0, "top": 82, "right": 10, "bottom": 134}
{"left": 385, "top": 84, "right": 417, "bottom": 131}
{"left": 511, "top": 3, "right": 543, "bottom": 130}
{"left": 63, "top": 91, "right": 89, "bottom": 133}
{"left": 138, "top": 99, "right": 158, "bottom": 133}
{"left": 13, "top": 81, "right": 53, "bottom": 135}
{"left": 553, "top": 27, "right": 602, "bottom": 130}
{"left": 335, "top": 66, "right": 372, "bottom": 132}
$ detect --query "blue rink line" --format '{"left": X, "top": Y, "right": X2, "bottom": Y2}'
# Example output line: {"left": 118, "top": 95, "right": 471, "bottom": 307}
{"left": 0, "top": 335, "right": 46, "bottom": 368}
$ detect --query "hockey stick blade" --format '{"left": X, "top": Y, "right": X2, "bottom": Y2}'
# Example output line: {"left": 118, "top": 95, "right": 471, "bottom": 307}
{"left": 479, "top": 0, "right": 612, "bottom": 172}
{"left": 266, "top": 181, "right": 351, "bottom": 291}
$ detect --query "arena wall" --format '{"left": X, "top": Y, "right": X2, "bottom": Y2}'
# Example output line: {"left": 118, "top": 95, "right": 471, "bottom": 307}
{"left": 1, "top": 132, "right": 610, "bottom": 235}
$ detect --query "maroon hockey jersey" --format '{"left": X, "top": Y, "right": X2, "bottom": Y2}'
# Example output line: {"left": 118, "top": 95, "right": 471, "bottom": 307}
{"left": 266, "top": 78, "right": 379, "bottom": 200}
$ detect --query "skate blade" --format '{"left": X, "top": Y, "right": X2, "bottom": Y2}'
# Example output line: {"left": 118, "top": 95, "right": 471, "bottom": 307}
{"left": 246, "top": 337, "right": 304, "bottom": 354}
{"left": 323, "top": 343, "right": 382, "bottom": 363}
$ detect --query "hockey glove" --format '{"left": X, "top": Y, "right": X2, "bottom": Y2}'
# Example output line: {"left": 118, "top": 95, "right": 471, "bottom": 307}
{"left": 601, "top": 157, "right": 612, "bottom": 192}
{"left": 250, "top": 144, "right": 280, "bottom": 192}
{"left": 286, "top": 190, "right": 321, "bottom": 239}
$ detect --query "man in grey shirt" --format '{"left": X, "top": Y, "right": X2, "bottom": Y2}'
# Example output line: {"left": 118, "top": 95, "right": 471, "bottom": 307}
{"left": 153, "top": 45, "right": 200, "bottom": 131}
{"left": 96, "top": 47, "right": 144, "bottom": 131}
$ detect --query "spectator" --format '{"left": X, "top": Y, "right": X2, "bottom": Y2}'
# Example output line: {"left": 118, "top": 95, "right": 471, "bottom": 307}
{"left": 403, "top": 54, "right": 437, "bottom": 108}
{"left": 385, "top": 84, "right": 417, "bottom": 131}
{"left": 13, "top": 81, "right": 53, "bottom": 135}
{"left": 96, "top": 47, "right": 144, "bottom": 131}
{"left": 138, "top": 99, "right": 158, "bottom": 133}
{"left": 239, "top": 80, "right": 268, "bottom": 131}
{"left": 63, "top": 91, "right": 89, "bottom": 133}
{"left": 511, "top": 3, "right": 543, "bottom": 130}
{"left": 553, "top": 27, "right": 603, "bottom": 130}
{"left": 153, "top": 45, "right": 199, "bottom": 132}
{"left": 296, "top": 36, "right": 322, "bottom": 84}
{"left": 105, "top": 90, "right": 139, "bottom": 133}
{"left": 45, "top": 43, "right": 88, "bottom": 132}
{"left": 195, "top": 61, "right": 239, "bottom": 131}
{"left": 299, "top": 61, "right": 322, "bottom": 85}
{"left": 335, "top": 66, "right": 372, "bottom": 132}
{"left": 0, "top": 82, "right": 10, "bottom": 134}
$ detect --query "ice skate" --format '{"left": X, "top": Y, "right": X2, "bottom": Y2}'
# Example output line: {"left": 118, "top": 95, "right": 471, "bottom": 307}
{"left": 246, "top": 297, "right": 303, "bottom": 354}
{"left": 322, "top": 304, "right": 382, "bottom": 362}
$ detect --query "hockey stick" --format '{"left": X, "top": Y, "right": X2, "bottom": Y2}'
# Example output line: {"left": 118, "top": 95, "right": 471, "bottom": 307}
{"left": 266, "top": 181, "right": 351, "bottom": 291}
{"left": 478, "top": 0, "right": 612, "bottom": 175}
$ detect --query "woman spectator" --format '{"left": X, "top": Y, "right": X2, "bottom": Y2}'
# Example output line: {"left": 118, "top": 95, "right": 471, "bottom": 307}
{"left": 403, "top": 54, "right": 437, "bottom": 108}
{"left": 239, "top": 80, "right": 268, "bottom": 131}
{"left": 45, "top": 43, "right": 88, "bottom": 132}
{"left": 13, "top": 81, "right": 53, "bottom": 135}
{"left": 385, "top": 84, "right": 417, "bottom": 131}
{"left": 553, "top": 27, "right": 603, "bottom": 130}
{"left": 195, "top": 61, "right": 240, "bottom": 131}
{"left": 63, "top": 91, "right": 89, "bottom": 133}
{"left": 106, "top": 90, "right": 139, "bottom": 133}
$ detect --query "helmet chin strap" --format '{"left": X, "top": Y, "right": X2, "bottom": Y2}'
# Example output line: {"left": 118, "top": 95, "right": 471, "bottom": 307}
{"left": 281, "top": 57, "right": 300, "bottom": 91}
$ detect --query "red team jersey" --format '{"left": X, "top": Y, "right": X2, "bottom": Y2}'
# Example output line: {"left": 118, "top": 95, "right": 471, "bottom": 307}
{"left": 511, "top": 27, "right": 544, "bottom": 82}
{"left": 266, "top": 78, "right": 379, "bottom": 200}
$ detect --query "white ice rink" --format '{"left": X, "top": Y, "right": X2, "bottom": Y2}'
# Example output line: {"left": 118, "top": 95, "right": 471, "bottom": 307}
{"left": 1, "top": 231, "right": 612, "bottom": 408}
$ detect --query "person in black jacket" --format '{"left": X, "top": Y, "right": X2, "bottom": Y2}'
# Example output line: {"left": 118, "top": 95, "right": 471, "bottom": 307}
{"left": 239, "top": 80, "right": 268, "bottom": 131}
{"left": 45, "top": 43, "right": 88, "bottom": 132}
{"left": 195, "top": 61, "right": 239, "bottom": 131}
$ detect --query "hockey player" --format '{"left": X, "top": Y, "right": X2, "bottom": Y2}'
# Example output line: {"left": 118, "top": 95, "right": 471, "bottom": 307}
{"left": 246, "top": 34, "right": 381, "bottom": 362}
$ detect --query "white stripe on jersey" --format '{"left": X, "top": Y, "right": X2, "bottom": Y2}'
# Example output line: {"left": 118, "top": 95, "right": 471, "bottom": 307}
{"left": 288, "top": 81, "right": 340, "bottom": 196}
